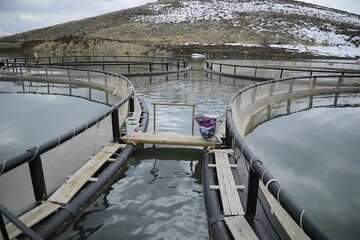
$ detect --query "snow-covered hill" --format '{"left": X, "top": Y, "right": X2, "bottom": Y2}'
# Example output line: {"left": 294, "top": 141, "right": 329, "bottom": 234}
{"left": 1, "top": 0, "right": 359, "bottom": 58}
{"left": 133, "top": 0, "right": 360, "bottom": 57}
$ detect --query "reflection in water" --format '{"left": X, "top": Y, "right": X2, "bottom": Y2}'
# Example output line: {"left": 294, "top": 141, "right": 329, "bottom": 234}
{"left": 245, "top": 94, "right": 360, "bottom": 240}
{"left": 131, "top": 70, "right": 248, "bottom": 134}
{"left": 57, "top": 69, "right": 244, "bottom": 239}
{"left": 57, "top": 148, "right": 207, "bottom": 240}
{"left": 0, "top": 93, "right": 109, "bottom": 163}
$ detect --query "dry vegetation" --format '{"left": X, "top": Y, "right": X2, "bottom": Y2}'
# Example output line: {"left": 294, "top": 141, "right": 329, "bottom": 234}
{"left": 0, "top": 0, "right": 359, "bottom": 58}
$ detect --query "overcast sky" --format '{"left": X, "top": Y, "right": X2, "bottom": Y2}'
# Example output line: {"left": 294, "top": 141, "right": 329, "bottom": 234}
{"left": 0, "top": 0, "right": 359, "bottom": 36}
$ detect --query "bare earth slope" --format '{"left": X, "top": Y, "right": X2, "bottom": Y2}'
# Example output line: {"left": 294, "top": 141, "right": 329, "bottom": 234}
{"left": 0, "top": 0, "right": 359, "bottom": 58}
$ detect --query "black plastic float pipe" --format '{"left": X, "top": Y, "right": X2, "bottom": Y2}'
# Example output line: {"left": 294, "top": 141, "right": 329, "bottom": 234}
{"left": 0, "top": 204, "right": 43, "bottom": 240}
{"left": 226, "top": 106, "right": 333, "bottom": 240}
{"left": 0, "top": 86, "right": 134, "bottom": 176}
{"left": 32, "top": 144, "right": 135, "bottom": 240}
{"left": 203, "top": 154, "right": 231, "bottom": 240}
{"left": 30, "top": 98, "right": 149, "bottom": 240}
{"left": 0, "top": 212, "right": 9, "bottom": 240}
{"left": 138, "top": 98, "right": 149, "bottom": 133}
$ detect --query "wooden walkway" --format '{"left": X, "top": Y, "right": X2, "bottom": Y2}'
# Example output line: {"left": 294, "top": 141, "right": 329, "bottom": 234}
{"left": 122, "top": 132, "right": 219, "bottom": 147}
{"left": 6, "top": 143, "right": 125, "bottom": 239}
{"left": 209, "top": 149, "right": 258, "bottom": 240}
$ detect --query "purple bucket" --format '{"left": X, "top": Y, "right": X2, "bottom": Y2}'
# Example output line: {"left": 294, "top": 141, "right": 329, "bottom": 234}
{"left": 195, "top": 115, "right": 217, "bottom": 139}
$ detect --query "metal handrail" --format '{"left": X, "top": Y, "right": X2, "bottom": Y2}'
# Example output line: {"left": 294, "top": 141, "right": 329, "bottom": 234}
{"left": 151, "top": 102, "right": 197, "bottom": 135}
{"left": 206, "top": 59, "right": 360, "bottom": 69}
{"left": 0, "top": 65, "right": 135, "bottom": 239}
{"left": 0, "top": 203, "right": 43, "bottom": 240}
{"left": 0, "top": 56, "right": 190, "bottom": 76}
{"left": 225, "top": 74, "right": 360, "bottom": 240}
{"left": 0, "top": 65, "right": 134, "bottom": 176}
{"left": 205, "top": 60, "right": 360, "bottom": 79}
{"left": 1, "top": 55, "right": 176, "bottom": 64}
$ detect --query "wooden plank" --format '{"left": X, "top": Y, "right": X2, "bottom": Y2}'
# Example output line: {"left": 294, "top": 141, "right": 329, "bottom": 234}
{"left": 218, "top": 119, "right": 226, "bottom": 138}
{"left": 49, "top": 143, "right": 122, "bottom": 204}
{"left": 6, "top": 202, "right": 61, "bottom": 239}
{"left": 210, "top": 185, "right": 245, "bottom": 190}
{"left": 259, "top": 183, "right": 310, "bottom": 239}
{"left": 122, "top": 133, "right": 218, "bottom": 147}
{"left": 102, "top": 143, "right": 127, "bottom": 148}
{"left": 66, "top": 175, "right": 99, "bottom": 182}
{"left": 208, "top": 163, "right": 237, "bottom": 168}
{"left": 131, "top": 98, "right": 142, "bottom": 122}
{"left": 208, "top": 148, "right": 234, "bottom": 155}
{"left": 224, "top": 216, "right": 259, "bottom": 240}
{"left": 214, "top": 151, "right": 244, "bottom": 216}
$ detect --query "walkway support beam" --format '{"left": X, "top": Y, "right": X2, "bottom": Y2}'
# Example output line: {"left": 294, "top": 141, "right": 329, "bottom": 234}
{"left": 28, "top": 149, "right": 47, "bottom": 202}
{"left": 111, "top": 109, "right": 120, "bottom": 141}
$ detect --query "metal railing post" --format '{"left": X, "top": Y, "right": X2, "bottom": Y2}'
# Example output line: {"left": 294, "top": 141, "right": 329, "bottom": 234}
{"left": 129, "top": 96, "right": 135, "bottom": 113}
{"left": 153, "top": 104, "right": 156, "bottom": 133}
{"left": 191, "top": 105, "right": 195, "bottom": 135}
{"left": 111, "top": 109, "right": 120, "bottom": 141}
{"left": 0, "top": 204, "right": 43, "bottom": 240}
{"left": 225, "top": 124, "right": 232, "bottom": 148}
{"left": 0, "top": 213, "right": 9, "bottom": 240}
{"left": 28, "top": 148, "right": 47, "bottom": 202}
{"left": 246, "top": 169, "right": 260, "bottom": 218}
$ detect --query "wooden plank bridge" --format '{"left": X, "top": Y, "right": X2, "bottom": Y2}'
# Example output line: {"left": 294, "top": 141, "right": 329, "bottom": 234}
{"left": 5, "top": 143, "right": 125, "bottom": 239}
{"left": 209, "top": 149, "right": 258, "bottom": 240}
{"left": 4, "top": 98, "right": 256, "bottom": 240}
{"left": 122, "top": 132, "right": 219, "bottom": 147}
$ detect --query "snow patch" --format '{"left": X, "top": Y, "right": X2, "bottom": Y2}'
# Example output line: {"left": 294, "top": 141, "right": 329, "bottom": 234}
{"left": 136, "top": 0, "right": 360, "bottom": 25}
{"left": 270, "top": 44, "right": 360, "bottom": 58}
{"left": 224, "top": 43, "right": 261, "bottom": 47}
{"left": 136, "top": 0, "right": 360, "bottom": 58}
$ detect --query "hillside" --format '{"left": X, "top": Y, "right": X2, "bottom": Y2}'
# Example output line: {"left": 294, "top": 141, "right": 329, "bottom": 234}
{"left": 1, "top": 0, "right": 359, "bottom": 58}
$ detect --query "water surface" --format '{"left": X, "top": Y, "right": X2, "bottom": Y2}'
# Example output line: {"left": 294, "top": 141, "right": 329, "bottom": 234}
{"left": 57, "top": 69, "right": 243, "bottom": 239}
{"left": 0, "top": 93, "right": 109, "bottom": 163}
{"left": 245, "top": 97, "right": 360, "bottom": 240}
{"left": 57, "top": 148, "right": 207, "bottom": 240}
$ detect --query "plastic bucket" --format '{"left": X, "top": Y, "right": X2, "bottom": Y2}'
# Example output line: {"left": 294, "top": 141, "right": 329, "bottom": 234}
{"left": 125, "top": 118, "right": 140, "bottom": 136}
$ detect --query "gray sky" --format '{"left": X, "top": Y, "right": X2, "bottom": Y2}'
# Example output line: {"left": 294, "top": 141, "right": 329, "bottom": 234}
{"left": 0, "top": 0, "right": 359, "bottom": 36}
